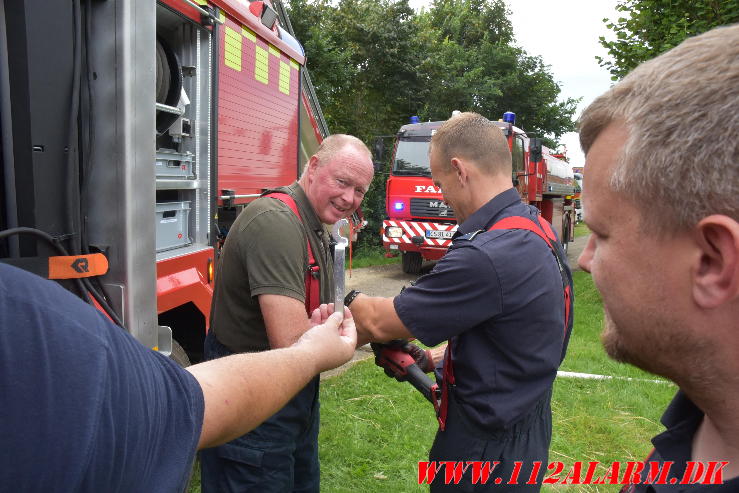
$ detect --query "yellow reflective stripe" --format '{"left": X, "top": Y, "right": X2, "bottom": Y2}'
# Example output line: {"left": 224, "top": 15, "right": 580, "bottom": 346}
{"left": 290, "top": 59, "right": 299, "bottom": 70}
{"left": 279, "top": 60, "right": 291, "bottom": 94}
{"left": 219, "top": 9, "right": 226, "bottom": 23}
{"left": 224, "top": 26, "right": 242, "bottom": 71}
{"left": 195, "top": 0, "right": 207, "bottom": 5}
{"left": 241, "top": 26, "right": 256, "bottom": 42}
{"left": 255, "top": 46, "right": 269, "bottom": 84}
{"left": 268, "top": 45, "right": 280, "bottom": 57}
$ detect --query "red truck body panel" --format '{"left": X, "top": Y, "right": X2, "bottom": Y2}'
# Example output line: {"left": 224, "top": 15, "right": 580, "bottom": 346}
{"left": 216, "top": 14, "right": 301, "bottom": 204}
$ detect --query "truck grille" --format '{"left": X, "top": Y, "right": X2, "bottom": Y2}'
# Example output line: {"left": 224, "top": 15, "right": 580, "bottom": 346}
{"left": 410, "top": 198, "right": 455, "bottom": 219}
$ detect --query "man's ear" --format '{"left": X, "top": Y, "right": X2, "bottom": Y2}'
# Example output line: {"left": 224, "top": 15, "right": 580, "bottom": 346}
{"left": 306, "top": 155, "right": 319, "bottom": 179}
{"left": 692, "top": 215, "right": 739, "bottom": 309}
{"left": 450, "top": 157, "right": 468, "bottom": 185}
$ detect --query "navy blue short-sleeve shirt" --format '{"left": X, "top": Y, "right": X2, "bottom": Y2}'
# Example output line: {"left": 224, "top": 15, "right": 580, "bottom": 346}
{"left": 394, "top": 188, "right": 570, "bottom": 430}
{"left": 0, "top": 264, "right": 204, "bottom": 492}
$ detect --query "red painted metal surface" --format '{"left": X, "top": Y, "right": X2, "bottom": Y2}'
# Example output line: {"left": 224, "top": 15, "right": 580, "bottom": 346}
{"left": 385, "top": 176, "right": 444, "bottom": 221}
{"left": 216, "top": 15, "right": 301, "bottom": 204}
{"left": 539, "top": 199, "right": 554, "bottom": 225}
{"left": 160, "top": 0, "right": 204, "bottom": 24}
{"left": 211, "top": 0, "right": 305, "bottom": 63}
{"left": 301, "top": 92, "right": 323, "bottom": 145}
{"left": 156, "top": 249, "right": 214, "bottom": 326}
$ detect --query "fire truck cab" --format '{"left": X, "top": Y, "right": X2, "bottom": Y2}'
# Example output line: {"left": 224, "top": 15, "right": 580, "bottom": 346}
{"left": 381, "top": 113, "right": 577, "bottom": 274}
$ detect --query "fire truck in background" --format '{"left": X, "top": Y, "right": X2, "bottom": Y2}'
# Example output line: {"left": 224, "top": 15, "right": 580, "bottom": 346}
{"left": 572, "top": 169, "right": 584, "bottom": 222}
{"left": 378, "top": 112, "right": 577, "bottom": 274}
{"left": 0, "top": 0, "right": 327, "bottom": 363}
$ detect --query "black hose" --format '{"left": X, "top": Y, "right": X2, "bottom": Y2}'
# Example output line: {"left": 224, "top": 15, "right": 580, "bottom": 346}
{"left": 66, "top": 0, "right": 82, "bottom": 255}
{"left": 79, "top": 0, "right": 117, "bottom": 315}
{"left": 81, "top": 0, "right": 94, "bottom": 255}
{"left": 81, "top": 277, "right": 124, "bottom": 328}
{"left": 0, "top": 227, "right": 124, "bottom": 327}
{"left": 0, "top": 227, "right": 89, "bottom": 303}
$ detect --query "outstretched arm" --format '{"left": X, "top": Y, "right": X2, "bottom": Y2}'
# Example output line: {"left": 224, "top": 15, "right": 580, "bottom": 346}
{"left": 349, "top": 293, "right": 414, "bottom": 346}
{"left": 188, "top": 306, "right": 356, "bottom": 449}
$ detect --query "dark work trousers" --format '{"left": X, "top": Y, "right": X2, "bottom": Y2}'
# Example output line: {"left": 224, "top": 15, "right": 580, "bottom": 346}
{"left": 428, "top": 387, "right": 553, "bottom": 492}
{"left": 200, "top": 330, "right": 321, "bottom": 493}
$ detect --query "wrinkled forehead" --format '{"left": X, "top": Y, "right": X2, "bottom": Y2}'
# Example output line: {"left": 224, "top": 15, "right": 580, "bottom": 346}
{"left": 324, "top": 150, "right": 373, "bottom": 189}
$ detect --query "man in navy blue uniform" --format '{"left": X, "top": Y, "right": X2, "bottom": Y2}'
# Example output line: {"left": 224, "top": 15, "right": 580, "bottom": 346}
{"left": 577, "top": 24, "right": 739, "bottom": 491}
{"left": 0, "top": 263, "right": 357, "bottom": 492}
{"left": 349, "top": 112, "right": 573, "bottom": 491}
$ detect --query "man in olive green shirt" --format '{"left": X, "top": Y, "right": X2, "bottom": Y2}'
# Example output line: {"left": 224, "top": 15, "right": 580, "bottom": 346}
{"left": 201, "top": 134, "right": 374, "bottom": 493}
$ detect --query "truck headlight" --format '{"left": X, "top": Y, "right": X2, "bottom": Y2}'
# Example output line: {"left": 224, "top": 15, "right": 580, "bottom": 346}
{"left": 385, "top": 226, "right": 403, "bottom": 238}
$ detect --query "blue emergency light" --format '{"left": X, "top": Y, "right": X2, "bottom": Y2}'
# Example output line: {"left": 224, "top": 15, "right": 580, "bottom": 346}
{"left": 393, "top": 201, "right": 405, "bottom": 211}
{"left": 503, "top": 112, "right": 516, "bottom": 125}
{"left": 409, "top": 115, "right": 420, "bottom": 124}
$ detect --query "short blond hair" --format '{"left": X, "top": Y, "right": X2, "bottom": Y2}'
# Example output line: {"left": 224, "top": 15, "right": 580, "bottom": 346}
{"left": 579, "top": 24, "right": 739, "bottom": 233}
{"left": 430, "top": 112, "right": 511, "bottom": 175}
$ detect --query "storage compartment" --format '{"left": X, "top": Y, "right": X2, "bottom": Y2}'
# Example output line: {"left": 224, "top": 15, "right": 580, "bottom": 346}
{"left": 155, "top": 149, "right": 194, "bottom": 178}
{"left": 155, "top": 201, "right": 192, "bottom": 251}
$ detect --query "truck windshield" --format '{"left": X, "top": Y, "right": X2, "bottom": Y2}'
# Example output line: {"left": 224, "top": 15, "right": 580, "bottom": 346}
{"left": 393, "top": 139, "right": 431, "bottom": 176}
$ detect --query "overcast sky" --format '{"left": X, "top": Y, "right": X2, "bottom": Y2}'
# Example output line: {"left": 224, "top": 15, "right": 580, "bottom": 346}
{"left": 408, "top": 0, "right": 620, "bottom": 168}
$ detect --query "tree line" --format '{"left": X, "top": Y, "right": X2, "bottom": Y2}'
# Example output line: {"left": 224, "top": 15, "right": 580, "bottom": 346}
{"left": 286, "top": 0, "right": 738, "bottom": 251}
{"left": 288, "top": 0, "right": 578, "bottom": 148}
{"left": 287, "top": 0, "right": 579, "bottom": 249}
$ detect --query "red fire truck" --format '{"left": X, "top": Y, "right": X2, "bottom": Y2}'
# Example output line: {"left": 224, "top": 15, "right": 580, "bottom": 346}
{"left": 380, "top": 112, "right": 577, "bottom": 274}
{"left": 0, "top": 0, "right": 326, "bottom": 363}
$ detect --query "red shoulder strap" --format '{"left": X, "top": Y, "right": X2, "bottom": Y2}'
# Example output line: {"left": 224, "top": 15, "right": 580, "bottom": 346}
{"left": 264, "top": 192, "right": 320, "bottom": 315}
{"left": 436, "top": 214, "right": 570, "bottom": 431}
{"left": 437, "top": 342, "right": 455, "bottom": 431}
{"left": 489, "top": 214, "right": 572, "bottom": 347}
{"left": 487, "top": 215, "right": 556, "bottom": 249}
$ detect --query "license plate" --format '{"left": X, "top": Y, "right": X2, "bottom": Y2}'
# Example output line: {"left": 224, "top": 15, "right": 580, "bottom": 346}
{"left": 425, "top": 230, "right": 454, "bottom": 239}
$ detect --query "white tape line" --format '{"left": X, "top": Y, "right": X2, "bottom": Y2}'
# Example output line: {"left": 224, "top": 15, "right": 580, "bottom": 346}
{"left": 557, "top": 370, "right": 670, "bottom": 385}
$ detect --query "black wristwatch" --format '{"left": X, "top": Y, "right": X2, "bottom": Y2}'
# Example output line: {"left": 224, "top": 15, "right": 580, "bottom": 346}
{"left": 344, "top": 289, "right": 362, "bottom": 307}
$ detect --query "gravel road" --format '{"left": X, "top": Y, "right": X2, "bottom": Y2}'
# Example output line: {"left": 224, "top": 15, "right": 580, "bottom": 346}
{"left": 346, "top": 232, "right": 588, "bottom": 298}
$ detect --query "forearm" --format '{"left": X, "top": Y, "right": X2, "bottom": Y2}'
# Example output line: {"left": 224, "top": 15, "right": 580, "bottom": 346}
{"left": 429, "top": 343, "right": 447, "bottom": 368}
{"left": 350, "top": 294, "right": 413, "bottom": 345}
{"left": 188, "top": 344, "right": 319, "bottom": 450}
{"left": 190, "top": 310, "right": 355, "bottom": 450}
{"left": 260, "top": 294, "right": 311, "bottom": 348}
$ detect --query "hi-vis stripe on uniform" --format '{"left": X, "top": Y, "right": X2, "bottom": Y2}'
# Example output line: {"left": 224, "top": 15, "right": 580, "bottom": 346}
{"left": 383, "top": 220, "right": 457, "bottom": 247}
{"left": 221, "top": 22, "right": 299, "bottom": 92}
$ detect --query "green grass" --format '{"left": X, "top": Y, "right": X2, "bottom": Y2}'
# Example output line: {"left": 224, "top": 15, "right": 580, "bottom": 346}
{"left": 345, "top": 245, "right": 400, "bottom": 269}
{"left": 316, "top": 270, "right": 676, "bottom": 493}
{"left": 316, "top": 365, "right": 674, "bottom": 493}
{"left": 574, "top": 222, "right": 591, "bottom": 239}
{"left": 189, "top": 269, "right": 676, "bottom": 493}
{"left": 319, "top": 361, "right": 437, "bottom": 492}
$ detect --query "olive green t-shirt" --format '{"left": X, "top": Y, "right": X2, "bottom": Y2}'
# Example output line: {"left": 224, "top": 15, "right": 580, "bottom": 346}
{"left": 209, "top": 183, "right": 334, "bottom": 353}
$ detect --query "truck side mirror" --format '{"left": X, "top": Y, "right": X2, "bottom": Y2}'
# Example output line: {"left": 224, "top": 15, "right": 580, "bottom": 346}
{"left": 530, "top": 137, "right": 543, "bottom": 163}
{"left": 372, "top": 137, "right": 385, "bottom": 173}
